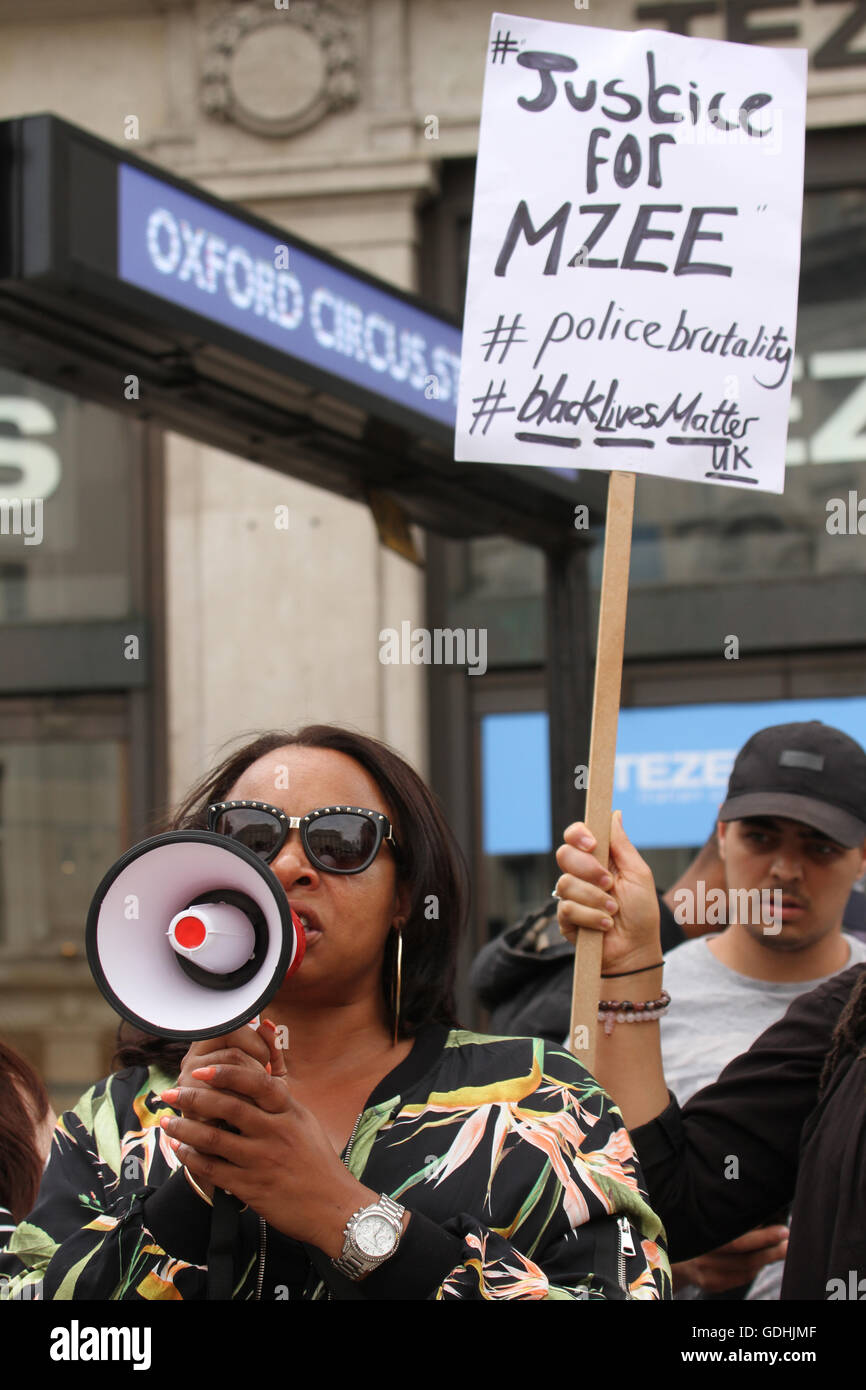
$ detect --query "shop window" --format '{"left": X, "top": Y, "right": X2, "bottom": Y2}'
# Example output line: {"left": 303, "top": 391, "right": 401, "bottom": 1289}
{"left": 0, "top": 369, "right": 136, "bottom": 624}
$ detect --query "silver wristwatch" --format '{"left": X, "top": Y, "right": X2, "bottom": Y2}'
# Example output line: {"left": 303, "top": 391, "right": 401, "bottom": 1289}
{"left": 333, "top": 1194, "right": 405, "bottom": 1280}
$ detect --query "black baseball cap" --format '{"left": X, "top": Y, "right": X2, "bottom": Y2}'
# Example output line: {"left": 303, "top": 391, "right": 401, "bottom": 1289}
{"left": 718, "top": 721, "right": 866, "bottom": 848}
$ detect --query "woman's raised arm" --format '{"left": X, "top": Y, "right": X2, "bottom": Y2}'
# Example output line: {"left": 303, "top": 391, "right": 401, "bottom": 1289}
{"left": 554, "top": 810, "right": 669, "bottom": 1128}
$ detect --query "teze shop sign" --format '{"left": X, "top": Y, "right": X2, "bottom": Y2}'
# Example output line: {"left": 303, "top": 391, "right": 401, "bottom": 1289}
{"left": 632, "top": 0, "right": 866, "bottom": 67}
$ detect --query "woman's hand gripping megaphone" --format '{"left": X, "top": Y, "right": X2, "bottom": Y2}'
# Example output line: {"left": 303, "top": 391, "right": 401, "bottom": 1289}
{"left": 158, "top": 1019, "right": 385, "bottom": 1255}
{"left": 163, "top": 1018, "right": 288, "bottom": 1202}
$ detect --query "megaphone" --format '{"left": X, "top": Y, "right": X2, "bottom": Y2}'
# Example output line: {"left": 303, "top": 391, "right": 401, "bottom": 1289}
{"left": 86, "top": 830, "right": 304, "bottom": 1040}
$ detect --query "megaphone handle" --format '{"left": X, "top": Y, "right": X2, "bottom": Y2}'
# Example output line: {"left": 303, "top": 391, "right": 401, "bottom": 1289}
{"left": 207, "top": 1186, "right": 245, "bottom": 1301}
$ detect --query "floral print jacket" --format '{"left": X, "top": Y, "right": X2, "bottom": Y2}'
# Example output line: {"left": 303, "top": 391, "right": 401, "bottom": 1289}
{"left": 0, "top": 1026, "right": 671, "bottom": 1300}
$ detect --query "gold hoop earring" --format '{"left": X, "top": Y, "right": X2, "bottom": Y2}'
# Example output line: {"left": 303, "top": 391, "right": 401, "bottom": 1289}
{"left": 392, "top": 927, "right": 403, "bottom": 1047}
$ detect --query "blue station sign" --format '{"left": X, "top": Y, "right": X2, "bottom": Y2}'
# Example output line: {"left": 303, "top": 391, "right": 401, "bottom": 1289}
{"left": 118, "top": 165, "right": 462, "bottom": 432}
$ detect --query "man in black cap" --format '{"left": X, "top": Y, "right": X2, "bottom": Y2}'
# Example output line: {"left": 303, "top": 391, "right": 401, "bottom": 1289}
{"left": 553, "top": 719, "right": 866, "bottom": 1302}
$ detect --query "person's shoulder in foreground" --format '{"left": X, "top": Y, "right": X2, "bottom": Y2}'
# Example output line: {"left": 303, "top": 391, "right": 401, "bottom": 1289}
{"left": 0, "top": 1063, "right": 178, "bottom": 1301}
{"left": 1, "top": 1031, "right": 671, "bottom": 1301}
{"left": 631, "top": 962, "right": 866, "bottom": 1298}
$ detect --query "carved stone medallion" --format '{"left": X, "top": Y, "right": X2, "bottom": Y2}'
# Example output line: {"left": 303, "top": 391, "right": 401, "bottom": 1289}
{"left": 201, "top": 1, "right": 359, "bottom": 138}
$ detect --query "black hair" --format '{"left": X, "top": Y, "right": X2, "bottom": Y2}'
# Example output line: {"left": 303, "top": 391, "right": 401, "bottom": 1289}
{"left": 0, "top": 1038, "right": 51, "bottom": 1222}
{"left": 114, "top": 724, "right": 469, "bottom": 1073}
{"left": 819, "top": 966, "right": 866, "bottom": 1096}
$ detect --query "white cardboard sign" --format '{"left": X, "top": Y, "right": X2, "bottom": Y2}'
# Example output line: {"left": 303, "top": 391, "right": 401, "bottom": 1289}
{"left": 455, "top": 14, "right": 807, "bottom": 493}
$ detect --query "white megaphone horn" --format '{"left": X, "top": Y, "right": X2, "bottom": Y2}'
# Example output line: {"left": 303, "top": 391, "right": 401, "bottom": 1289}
{"left": 86, "top": 830, "right": 305, "bottom": 1040}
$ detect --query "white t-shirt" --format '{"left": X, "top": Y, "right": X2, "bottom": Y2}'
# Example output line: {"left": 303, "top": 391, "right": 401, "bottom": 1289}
{"left": 661, "top": 932, "right": 866, "bottom": 1103}
{"left": 660, "top": 931, "right": 866, "bottom": 1300}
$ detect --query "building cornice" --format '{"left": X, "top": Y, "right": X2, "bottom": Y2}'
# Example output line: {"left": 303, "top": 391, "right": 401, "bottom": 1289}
{"left": 172, "top": 153, "right": 442, "bottom": 205}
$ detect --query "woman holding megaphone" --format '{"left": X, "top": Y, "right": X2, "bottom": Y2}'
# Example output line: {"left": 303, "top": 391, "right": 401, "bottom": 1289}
{"left": 0, "top": 725, "right": 668, "bottom": 1301}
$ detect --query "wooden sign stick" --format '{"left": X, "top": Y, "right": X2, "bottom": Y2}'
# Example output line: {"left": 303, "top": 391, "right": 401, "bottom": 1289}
{"left": 568, "top": 470, "right": 636, "bottom": 1070}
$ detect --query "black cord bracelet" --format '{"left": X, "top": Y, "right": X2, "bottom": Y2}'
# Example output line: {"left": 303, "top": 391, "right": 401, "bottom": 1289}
{"left": 600, "top": 961, "right": 664, "bottom": 979}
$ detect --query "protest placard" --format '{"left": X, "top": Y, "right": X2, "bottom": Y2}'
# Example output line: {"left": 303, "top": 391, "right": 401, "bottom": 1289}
{"left": 455, "top": 14, "right": 807, "bottom": 1063}
{"left": 455, "top": 14, "right": 807, "bottom": 493}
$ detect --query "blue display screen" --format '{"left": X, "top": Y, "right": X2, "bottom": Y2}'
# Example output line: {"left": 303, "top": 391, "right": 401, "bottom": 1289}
{"left": 118, "top": 164, "right": 462, "bottom": 430}
{"left": 482, "top": 712, "right": 552, "bottom": 855}
{"left": 482, "top": 697, "right": 866, "bottom": 853}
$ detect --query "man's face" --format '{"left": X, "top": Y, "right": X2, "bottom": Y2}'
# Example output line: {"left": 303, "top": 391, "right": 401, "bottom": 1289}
{"left": 717, "top": 815, "right": 866, "bottom": 952}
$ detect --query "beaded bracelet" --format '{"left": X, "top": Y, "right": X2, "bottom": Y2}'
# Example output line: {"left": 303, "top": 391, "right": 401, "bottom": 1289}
{"left": 597, "top": 990, "right": 671, "bottom": 1036}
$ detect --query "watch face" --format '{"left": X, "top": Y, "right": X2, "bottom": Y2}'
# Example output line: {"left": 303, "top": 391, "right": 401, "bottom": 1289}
{"left": 355, "top": 1213, "right": 397, "bottom": 1258}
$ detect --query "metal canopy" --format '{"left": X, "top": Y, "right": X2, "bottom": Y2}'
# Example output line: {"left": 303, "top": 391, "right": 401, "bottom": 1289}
{"left": 0, "top": 114, "right": 606, "bottom": 546}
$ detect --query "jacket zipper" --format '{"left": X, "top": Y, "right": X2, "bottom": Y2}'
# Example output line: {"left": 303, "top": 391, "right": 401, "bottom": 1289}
{"left": 342, "top": 1112, "right": 363, "bottom": 1169}
{"left": 617, "top": 1216, "right": 635, "bottom": 1299}
{"left": 326, "top": 1111, "right": 365, "bottom": 1302}
{"left": 255, "top": 1216, "right": 267, "bottom": 1301}
{"left": 256, "top": 1111, "right": 364, "bottom": 1302}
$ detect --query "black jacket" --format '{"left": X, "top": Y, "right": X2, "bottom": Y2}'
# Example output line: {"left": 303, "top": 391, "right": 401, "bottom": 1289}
{"left": 471, "top": 894, "right": 685, "bottom": 1044}
{"left": 631, "top": 962, "right": 866, "bottom": 1300}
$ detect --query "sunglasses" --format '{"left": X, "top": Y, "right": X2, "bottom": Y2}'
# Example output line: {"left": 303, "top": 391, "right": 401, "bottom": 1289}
{"left": 207, "top": 800, "right": 401, "bottom": 875}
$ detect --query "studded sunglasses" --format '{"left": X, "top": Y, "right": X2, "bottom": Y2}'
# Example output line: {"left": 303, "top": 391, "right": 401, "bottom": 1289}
{"left": 207, "top": 799, "right": 401, "bottom": 875}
